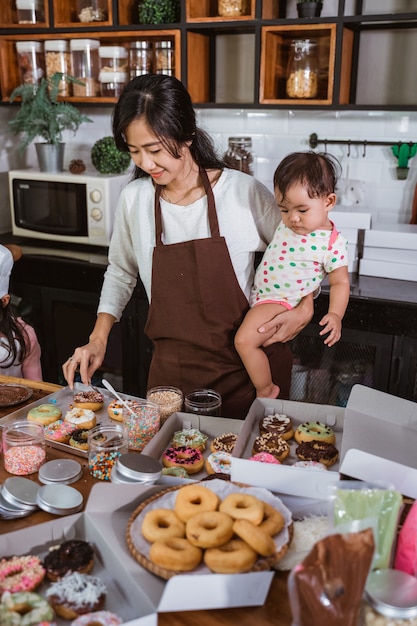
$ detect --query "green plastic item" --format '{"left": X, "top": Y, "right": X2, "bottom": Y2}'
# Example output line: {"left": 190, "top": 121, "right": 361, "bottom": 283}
{"left": 391, "top": 142, "right": 417, "bottom": 168}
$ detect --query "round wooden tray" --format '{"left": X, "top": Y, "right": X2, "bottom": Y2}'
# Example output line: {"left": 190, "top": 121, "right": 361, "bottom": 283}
{"left": 126, "top": 480, "right": 293, "bottom": 580}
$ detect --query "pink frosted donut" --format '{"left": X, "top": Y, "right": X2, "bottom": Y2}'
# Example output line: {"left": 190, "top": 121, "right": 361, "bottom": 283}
{"left": 249, "top": 452, "right": 281, "bottom": 464}
{"left": 162, "top": 446, "right": 204, "bottom": 474}
{"left": 293, "top": 460, "right": 328, "bottom": 471}
{"left": 44, "top": 419, "right": 77, "bottom": 443}
{"left": 0, "top": 556, "right": 45, "bottom": 593}
{"left": 71, "top": 610, "right": 122, "bottom": 626}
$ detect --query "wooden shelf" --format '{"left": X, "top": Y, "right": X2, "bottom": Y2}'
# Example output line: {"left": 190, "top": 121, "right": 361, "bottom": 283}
{"left": 186, "top": 0, "right": 256, "bottom": 22}
{"left": 0, "top": 0, "right": 49, "bottom": 28}
{"left": 52, "top": 0, "right": 112, "bottom": 28}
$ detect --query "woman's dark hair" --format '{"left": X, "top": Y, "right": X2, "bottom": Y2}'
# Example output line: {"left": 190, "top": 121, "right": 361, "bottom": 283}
{"left": 112, "top": 74, "right": 224, "bottom": 179}
{"left": 0, "top": 301, "right": 29, "bottom": 368}
{"left": 273, "top": 151, "right": 342, "bottom": 200}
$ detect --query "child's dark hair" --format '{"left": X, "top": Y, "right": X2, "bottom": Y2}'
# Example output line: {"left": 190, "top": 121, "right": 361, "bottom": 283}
{"left": 273, "top": 151, "right": 342, "bottom": 200}
{"left": 0, "top": 301, "right": 29, "bottom": 368}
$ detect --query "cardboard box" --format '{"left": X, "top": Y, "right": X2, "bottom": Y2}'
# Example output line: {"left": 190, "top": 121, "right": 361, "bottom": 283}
{"left": 359, "top": 224, "right": 417, "bottom": 281}
{"left": 0, "top": 483, "right": 276, "bottom": 624}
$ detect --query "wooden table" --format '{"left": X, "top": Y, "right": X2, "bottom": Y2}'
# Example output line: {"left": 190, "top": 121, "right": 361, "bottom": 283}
{"left": 0, "top": 375, "right": 293, "bottom": 626}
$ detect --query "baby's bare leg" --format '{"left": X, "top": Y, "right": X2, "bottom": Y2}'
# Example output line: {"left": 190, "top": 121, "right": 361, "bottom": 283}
{"left": 235, "top": 303, "right": 286, "bottom": 398}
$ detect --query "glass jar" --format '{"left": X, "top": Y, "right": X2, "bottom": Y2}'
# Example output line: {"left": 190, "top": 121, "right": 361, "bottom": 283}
{"left": 99, "top": 70, "right": 128, "bottom": 97}
{"left": 88, "top": 424, "right": 128, "bottom": 481}
{"left": 155, "top": 40, "right": 174, "bottom": 76}
{"left": 146, "top": 386, "right": 183, "bottom": 426}
{"left": 2, "top": 422, "right": 46, "bottom": 475}
{"left": 16, "top": 41, "right": 45, "bottom": 86}
{"left": 218, "top": 0, "right": 248, "bottom": 17}
{"left": 223, "top": 136, "right": 254, "bottom": 176}
{"left": 286, "top": 39, "right": 319, "bottom": 99}
{"left": 77, "top": 0, "right": 107, "bottom": 22}
{"left": 99, "top": 45, "right": 128, "bottom": 73}
{"left": 44, "top": 40, "right": 71, "bottom": 97}
{"left": 184, "top": 389, "right": 222, "bottom": 416}
{"left": 123, "top": 400, "right": 160, "bottom": 451}
{"left": 129, "top": 41, "right": 153, "bottom": 78}
{"left": 70, "top": 39, "right": 100, "bottom": 97}
{"left": 15, "top": 0, "right": 45, "bottom": 24}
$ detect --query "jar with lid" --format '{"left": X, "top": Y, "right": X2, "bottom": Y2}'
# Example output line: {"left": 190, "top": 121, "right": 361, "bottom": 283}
{"left": 16, "top": 41, "right": 45, "bottom": 86}
{"left": 88, "top": 424, "right": 128, "bottom": 481}
{"left": 15, "top": 0, "right": 45, "bottom": 24}
{"left": 223, "top": 137, "right": 255, "bottom": 176}
{"left": 99, "top": 70, "right": 128, "bottom": 97}
{"left": 218, "top": 0, "right": 248, "bottom": 17}
{"left": 2, "top": 421, "right": 46, "bottom": 475}
{"left": 286, "top": 39, "right": 319, "bottom": 99}
{"left": 184, "top": 389, "right": 222, "bottom": 417}
{"left": 44, "top": 40, "right": 71, "bottom": 97}
{"left": 155, "top": 41, "right": 174, "bottom": 76}
{"left": 77, "top": 0, "right": 107, "bottom": 22}
{"left": 70, "top": 39, "right": 100, "bottom": 97}
{"left": 129, "top": 41, "right": 153, "bottom": 79}
{"left": 99, "top": 45, "right": 128, "bottom": 73}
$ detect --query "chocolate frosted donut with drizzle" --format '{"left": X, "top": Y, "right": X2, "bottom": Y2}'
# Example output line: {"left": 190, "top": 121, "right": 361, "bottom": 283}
{"left": 252, "top": 432, "right": 290, "bottom": 462}
{"left": 260, "top": 414, "right": 294, "bottom": 440}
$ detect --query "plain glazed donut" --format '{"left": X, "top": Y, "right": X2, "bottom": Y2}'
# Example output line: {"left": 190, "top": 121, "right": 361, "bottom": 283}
{"left": 294, "top": 421, "right": 336, "bottom": 445}
{"left": 205, "top": 451, "right": 232, "bottom": 475}
{"left": 251, "top": 433, "right": 290, "bottom": 462}
{"left": 295, "top": 441, "right": 339, "bottom": 467}
{"left": 141, "top": 508, "right": 185, "bottom": 543}
{"left": 149, "top": 537, "right": 203, "bottom": 572}
{"left": 219, "top": 493, "right": 264, "bottom": 525}
{"left": 45, "top": 571, "right": 107, "bottom": 620}
{"left": 203, "top": 539, "right": 257, "bottom": 574}
{"left": 44, "top": 419, "right": 77, "bottom": 443}
{"left": 0, "top": 556, "right": 45, "bottom": 593}
{"left": 186, "top": 511, "right": 234, "bottom": 549}
{"left": 0, "top": 591, "right": 55, "bottom": 625}
{"left": 73, "top": 390, "right": 104, "bottom": 412}
{"left": 175, "top": 484, "right": 220, "bottom": 522}
{"left": 43, "top": 540, "right": 95, "bottom": 582}
{"left": 233, "top": 519, "right": 277, "bottom": 557}
{"left": 258, "top": 502, "right": 285, "bottom": 536}
{"left": 71, "top": 610, "right": 122, "bottom": 626}
{"left": 260, "top": 413, "right": 294, "bottom": 440}
{"left": 162, "top": 446, "right": 204, "bottom": 475}
{"left": 27, "top": 404, "right": 62, "bottom": 426}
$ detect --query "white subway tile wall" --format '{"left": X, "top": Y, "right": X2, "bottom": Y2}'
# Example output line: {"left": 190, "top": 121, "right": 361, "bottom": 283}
{"left": 1, "top": 107, "right": 417, "bottom": 229}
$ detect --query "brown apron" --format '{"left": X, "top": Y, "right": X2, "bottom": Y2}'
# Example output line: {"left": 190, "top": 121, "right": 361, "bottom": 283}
{"left": 144, "top": 168, "right": 292, "bottom": 418}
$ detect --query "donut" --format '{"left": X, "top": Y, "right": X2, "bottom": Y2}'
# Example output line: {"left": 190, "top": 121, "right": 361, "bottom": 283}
{"left": 107, "top": 399, "right": 139, "bottom": 422}
{"left": 258, "top": 502, "right": 285, "bottom": 536}
{"left": 73, "top": 390, "right": 104, "bottom": 412}
{"left": 293, "top": 460, "right": 328, "bottom": 471}
{"left": 251, "top": 432, "right": 290, "bottom": 462}
{"left": 69, "top": 429, "right": 90, "bottom": 451}
{"left": 0, "top": 556, "right": 45, "bottom": 593}
{"left": 232, "top": 519, "right": 277, "bottom": 557}
{"left": 141, "top": 508, "right": 185, "bottom": 543}
{"left": 294, "top": 421, "right": 336, "bottom": 445}
{"left": 171, "top": 428, "right": 208, "bottom": 451}
{"left": 203, "top": 539, "right": 257, "bottom": 574}
{"left": 44, "top": 419, "right": 77, "bottom": 443}
{"left": 205, "top": 451, "right": 232, "bottom": 475}
{"left": 174, "top": 484, "right": 220, "bottom": 522}
{"left": 0, "top": 591, "right": 54, "bottom": 625}
{"left": 149, "top": 537, "right": 203, "bottom": 572}
{"left": 219, "top": 493, "right": 264, "bottom": 525}
{"left": 210, "top": 433, "right": 238, "bottom": 453}
{"left": 162, "top": 446, "right": 204, "bottom": 475}
{"left": 260, "top": 413, "right": 294, "bottom": 440}
{"left": 71, "top": 611, "right": 122, "bottom": 626}
{"left": 45, "top": 571, "right": 107, "bottom": 620}
{"left": 248, "top": 452, "right": 281, "bottom": 464}
{"left": 186, "top": 511, "right": 234, "bottom": 548}
{"left": 43, "top": 540, "right": 95, "bottom": 582}
{"left": 27, "top": 404, "right": 62, "bottom": 426}
{"left": 295, "top": 441, "right": 339, "bottom": 467}
{"left": 64, "top": 408, "right": 97, "bottom": 430}
{"left": 161, "top": 467, "right": 189, "bottom": 478}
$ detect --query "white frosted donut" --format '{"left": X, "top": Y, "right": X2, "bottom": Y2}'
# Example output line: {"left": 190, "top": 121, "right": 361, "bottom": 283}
{"left": 71, "top": 610, "right": 122, "bottom": 626}
{"left": 64, "top": 408, "right": 97, "bottom": 430}
{"left": 205, "top": 451, "right": 232, "bottom": 475}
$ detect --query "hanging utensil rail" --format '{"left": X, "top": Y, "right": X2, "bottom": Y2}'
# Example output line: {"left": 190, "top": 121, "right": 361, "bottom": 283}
{"left": 309, "top": 133, "right": 417, "bottom": 157}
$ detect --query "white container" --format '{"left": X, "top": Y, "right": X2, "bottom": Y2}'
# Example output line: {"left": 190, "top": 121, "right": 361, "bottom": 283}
{"left": 99, "top": 45, "right": 128, "bottom": 72}
{"left": 99, "top": 70, "right": 128, "bottom": 97}
{"left": 77, "top": 0, "right": 107, "bottom": 22}
{"left": 16, "top": 0, "right": 45, "bottom": 24}
{"left": 44, "top": 40, "right": 71, "bottom": 96}
{"left": 16, "top": 40, "right": 45, "bottom": 85}
{"left": 70, "top": 39, "right": 100, "bottom": 97}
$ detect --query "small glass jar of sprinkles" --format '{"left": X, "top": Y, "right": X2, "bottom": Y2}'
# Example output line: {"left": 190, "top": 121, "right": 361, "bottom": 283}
{"left": 123, "top": 399, "right": 160, "bottom": 451}
{"left": 146, "top": 386, "right": 183, "bottom": 427}
{"left": 88, "top": 424, "right": 127, "bottom": 481}
{"left": 2, "top": 421, "right": 46, "bottom": 475}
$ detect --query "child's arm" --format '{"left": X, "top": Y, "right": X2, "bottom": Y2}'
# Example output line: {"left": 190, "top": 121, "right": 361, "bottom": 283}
{"left": 319, "top": 266, "right": 350, "bottom": 347}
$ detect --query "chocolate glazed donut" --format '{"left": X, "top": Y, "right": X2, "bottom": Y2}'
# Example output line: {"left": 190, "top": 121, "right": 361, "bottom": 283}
{"left": 43, "top": 540, "right": 94, "bottom": 581}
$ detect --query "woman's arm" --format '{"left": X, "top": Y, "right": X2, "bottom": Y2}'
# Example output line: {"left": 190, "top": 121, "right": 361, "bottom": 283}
{"left": 257, "top": 292, "right": 314, "bottom": 345}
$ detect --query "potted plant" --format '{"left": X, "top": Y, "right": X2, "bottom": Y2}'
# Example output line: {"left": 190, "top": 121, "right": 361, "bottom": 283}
{"left": 91, "top": 136, "right": 131, "bottom": 174}
{"left": 138, "top": 0, "right": 180, "bottom": 24}
{"left": 9, "top": 72, "right": 93, "bottom": 173}
{"left": 296, "top": 0, "right": 323, "bottom": 18}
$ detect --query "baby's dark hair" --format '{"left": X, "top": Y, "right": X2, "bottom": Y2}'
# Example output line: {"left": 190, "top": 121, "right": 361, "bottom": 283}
{"left": 273, "top": 151, "right": 342, "bottom": 200}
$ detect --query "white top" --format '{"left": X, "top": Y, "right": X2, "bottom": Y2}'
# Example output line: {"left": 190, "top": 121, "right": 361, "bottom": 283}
{"left": 98, "top": 168, "right": 279, "bottom": 321}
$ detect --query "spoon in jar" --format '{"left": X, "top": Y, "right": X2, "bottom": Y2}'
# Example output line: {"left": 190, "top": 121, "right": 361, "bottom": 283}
{"left": 101, "top": 378, "right": 136, "bottom": 417}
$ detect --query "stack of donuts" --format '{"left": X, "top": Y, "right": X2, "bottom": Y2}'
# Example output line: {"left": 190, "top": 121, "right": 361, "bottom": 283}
{"left": 141, "top": 483, "right": 286, "bottom": 574}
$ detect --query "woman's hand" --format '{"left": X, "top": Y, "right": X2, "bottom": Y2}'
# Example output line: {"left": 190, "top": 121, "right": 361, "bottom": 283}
{"left": 257, "top": 293, "right": 314, "bottom": 346}
{"left": 62, "top": 339, "right": 106, "bottom": 389}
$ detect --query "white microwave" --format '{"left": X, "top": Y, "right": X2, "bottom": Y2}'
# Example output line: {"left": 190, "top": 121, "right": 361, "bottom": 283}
{"left": 9, "top": 169, "right": 128, "bottom": 247}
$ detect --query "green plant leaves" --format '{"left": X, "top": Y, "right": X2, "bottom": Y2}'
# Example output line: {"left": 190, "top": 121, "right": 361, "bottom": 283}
{"left": 91, "top": 136, "right": 131, "bottom": 174}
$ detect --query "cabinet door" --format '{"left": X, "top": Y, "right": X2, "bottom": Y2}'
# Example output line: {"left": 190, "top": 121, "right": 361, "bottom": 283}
{"left": 390, "top": 336, "right": 417, "bottom": 403}
{"left": 289, "top": 324, "right": 393, "bottom": 406}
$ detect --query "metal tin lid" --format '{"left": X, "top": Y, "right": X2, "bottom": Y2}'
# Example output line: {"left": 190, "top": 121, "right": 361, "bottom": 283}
{"left": 2, "top": 476, "right": 40, "bottom": 508}
{"left": 111, "top": 464, "right": 143, "bottom": 484}
{"left": 37, "top": 484, "right": 83, "bottom": 515}
{"left": 365, "top": 569, "right": 417, "bottom": 619}
{"left": 116, "top": 453, "right": 163, "bottom": 481}
{"left": 38, "top": 459, "right": 83, "bottom": 485}
{"left": 0, "top": 488, "right": 34, "bottom": 518}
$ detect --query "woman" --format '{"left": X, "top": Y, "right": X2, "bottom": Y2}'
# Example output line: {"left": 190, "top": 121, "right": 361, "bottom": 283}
{"left": 63, "top": 74, "right": 313, "bottom": 418}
